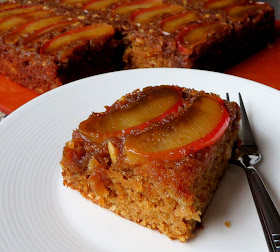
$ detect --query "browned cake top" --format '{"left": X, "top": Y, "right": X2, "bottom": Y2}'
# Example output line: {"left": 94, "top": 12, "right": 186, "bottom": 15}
{"left": 0, "top": 0, "right": 273, "bottom": 62}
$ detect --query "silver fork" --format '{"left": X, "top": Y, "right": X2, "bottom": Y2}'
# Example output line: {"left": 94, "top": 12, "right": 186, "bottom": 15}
{"left": 227, "top": 93, "right": 280, "bottom": 252}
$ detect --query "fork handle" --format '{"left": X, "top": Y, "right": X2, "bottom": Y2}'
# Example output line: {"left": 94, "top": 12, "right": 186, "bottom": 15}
{"left": 245, "top": 166, "right": 280, "bottom": 252}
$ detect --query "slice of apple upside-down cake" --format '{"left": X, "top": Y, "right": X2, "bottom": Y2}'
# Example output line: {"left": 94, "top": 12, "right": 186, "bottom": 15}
{"left": 60, "top": 85, "right": 240, "bottom": 241}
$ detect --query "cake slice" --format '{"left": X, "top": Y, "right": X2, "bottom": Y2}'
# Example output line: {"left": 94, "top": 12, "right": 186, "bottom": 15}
{"left": 60, "top": 85, "right": 240, "bottom": 241}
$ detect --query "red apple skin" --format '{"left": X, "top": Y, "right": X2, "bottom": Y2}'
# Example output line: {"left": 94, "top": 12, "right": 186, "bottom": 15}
{"left": 203, "top": 0, "right": 248, "bottom": 9}
{"left": 159, "top": 11, "right": 201, "bottom": 34}
{"left": 0, "top": 2, "right": 21, "bottom": 11}
{"left": 225, "top": 2, "right": 270, "bottom": 18}
{"left": 176, "top": 21, "right": 228, "bottom": 54}
{"left": 40, "top": 23, "right": 115, "bottom": 55}
{"left": 112, "top": 0, "right": 163, "bottom": 16}
{"left": 0, "top": 16, "right": 25, "bottom": 33}
{"left": 60, "top": 0, "right": 88, "bottom": 3}
{"left": 110, "top": 89, "right": 183, "bottom": 137}
{"left": 124, "top": 97, "right": 230, "bottom": 161}
{"left": 79, "top": 86, "right": 184, "bottom": 142}
{"left": 23, "top": 19, "right": 79, "bottom": 45}
{"left": 83, "top": 0, "right": 100, "bottom": 10}
{"left": 84, "top": 0, "right": 123, "bottom": 10}
{"left": 4, "top": 16, "right": 66, "bottom": 44}
{"left": 130, "top": 5, "right": 185, "bottom": 24}
{"left": 176, "top": 23, "right": 202, "bottom": 54}
{"left": 0, "top": 10, "right": 55, "bottom": 34}
{"left": 0, "top": 5, "right": 44, "bottom": 20}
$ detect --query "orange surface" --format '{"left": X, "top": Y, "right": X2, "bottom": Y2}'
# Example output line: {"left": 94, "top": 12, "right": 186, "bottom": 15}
{"left": 225, "top": 20, "right": 280, "bottom": 90}
{"left": 0, "top": 75, "right": 38, "bottom": 114}
{"left": 0, "top": 21, "right": 279, "bottom": 115}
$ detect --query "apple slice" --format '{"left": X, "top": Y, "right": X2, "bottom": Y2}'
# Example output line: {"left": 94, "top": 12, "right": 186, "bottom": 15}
{"left": 112, "top": 0, "right": 163, "bottom": 16}
{"left": 79, "top": 86, "right": 184, "bottom": 142}
{"left": 40, "top": 23, "right": 115, "bottom": 55}
{"left": 188, "top": 0, "right": 208, "bottom": 3}
{"left": 84, "top": 0, "right": 125, "bottom": 10}
{"left": 60, "top": 0, "right": 89, "bottom": 3}
{"left": 124, "top": 96, "right": 230, "bottom": 161}
{"left": 204, "top": 0, "right": 247, "bottom": 10}
{"left": 225, "top": 3, "right": 270, "bottom": 20}
{"left": 5, "top": 15, "right": 66, "bottom": 44}
{"left": 0, "top": 2, "right": 21, "bottom": 11}
{"left": 131, "top": 5, "right": 185, "bottom": 24}
{"left": 0, "top": 10, "right": 54, "bottom": 34}
{"left": 176, "top": 21, "right": 228, "bottom": 54}
{"left": 23, "top": 19, "right": 79, "bottom": 44}
{"left": 0, "top": 5, "right": 43, "bottom": 20}
{"left": 0, "top": 16, "right": 26, "bottom": 33}
{"left": 160, "top": 11, "right": 201, "bottom": 34}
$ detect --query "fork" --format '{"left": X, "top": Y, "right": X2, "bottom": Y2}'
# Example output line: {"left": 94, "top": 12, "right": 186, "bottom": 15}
{"left": 227, "top": 93, "right": 280, "bottom": 252}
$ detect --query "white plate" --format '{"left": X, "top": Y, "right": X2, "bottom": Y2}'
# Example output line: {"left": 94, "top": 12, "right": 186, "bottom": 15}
{"left": 0, "top": 68, "right": 279, "bottom": 252}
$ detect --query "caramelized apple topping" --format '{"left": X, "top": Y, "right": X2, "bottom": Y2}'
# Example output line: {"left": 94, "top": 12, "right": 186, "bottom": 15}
{"left": 79, "top": 86, "right": 183, "bottom": 142}
{"left": 23, "top": 19, "right": 79, "bottom": 45}
{"left": 188, "top": 0, "right": 208, "bottom": 3}
{"left": 0, "top": 5, "right": 43, "bottom": 20}
{"left": 0, "top": 16, "right": 26, "bottom": 34}
{"left": 226, "top": 3, "right": 270, "bottom": 20}
{"left": 5, "top": 16, "right": 66, "bottom": 44}
{"left": 177, "top": 21, "right": 228, "bottom": 54}
{"left": 0, "top": 2, "right": 21, "bottom": 11}
{"left": 124, "top": 96, "right": 230, "bottom": 161}
{"left": 131, "top": 5, "right": 184, "bottom": 24}
{"left": 112, "top": 0, "right": 163, "bottom": 16}
{"left": 204, "top": 0, "right": 247, "bottom": 10}
{"left": 0, "top": 10, "right": 54, "bottom": 34}
{"left": 160, "top": 11, "right": 200, "bottom": 34}
{"left": 84, "top": 0, "right": 124, "bottom": 10}
{"left": 60, "top": 0, "right": 89, "bottom": 3}
{"left": 40, "top": 23, "right": 115, "bottom": 55}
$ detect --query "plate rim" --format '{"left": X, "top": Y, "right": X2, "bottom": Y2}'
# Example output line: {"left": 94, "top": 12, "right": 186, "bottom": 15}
{"left": 0, "top": 68, "right": 279, "bottom": 252}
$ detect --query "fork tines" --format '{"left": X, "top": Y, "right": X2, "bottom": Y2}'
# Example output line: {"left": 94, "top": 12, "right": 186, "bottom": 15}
{"left": 238, "top": 93, "right": 258, "bottom": 148}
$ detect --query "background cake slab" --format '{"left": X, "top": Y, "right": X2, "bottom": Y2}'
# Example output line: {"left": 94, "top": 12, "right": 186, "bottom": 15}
{"left": 0, "top": 20, "right": 279, "bottom": 115}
